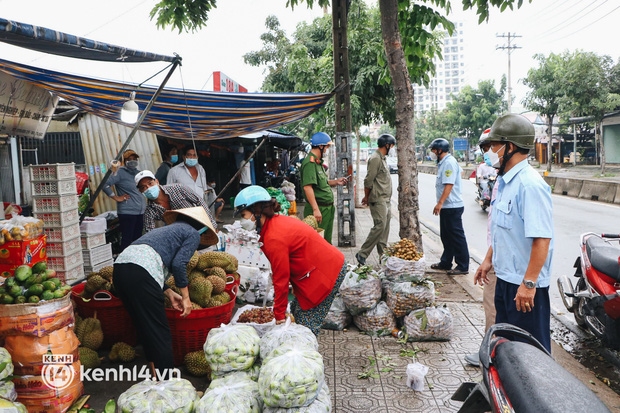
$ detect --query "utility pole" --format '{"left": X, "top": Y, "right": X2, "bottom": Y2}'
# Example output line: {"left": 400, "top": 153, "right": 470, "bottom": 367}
{"left": 496, "top": 33, "right": 521, "bottom": 113}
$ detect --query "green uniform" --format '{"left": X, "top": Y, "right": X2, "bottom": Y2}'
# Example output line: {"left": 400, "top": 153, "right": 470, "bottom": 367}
{"left": 300, "top": 153, "right": 335, "bottom": 244}
{"left": 359, "top": 150, "right": 393, "bottom": 259}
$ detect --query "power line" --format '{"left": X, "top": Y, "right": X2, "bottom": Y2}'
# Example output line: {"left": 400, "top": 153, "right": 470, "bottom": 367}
{"left": 536, "top": 0, "right": 599, "bottom": 37}
{"left": 545, "top": 2, "right": 620, "bottom": 43}
{"left": 528, "top": 0, "right": 581, "bottom": 27}
{"left": 496, "top": 33, "right": 521, "bottom": 113}
{"left": 540, "top": 0, "right": 610, "bottom": 39}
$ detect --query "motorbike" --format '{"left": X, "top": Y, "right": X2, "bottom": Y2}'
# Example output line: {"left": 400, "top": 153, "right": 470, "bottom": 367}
{"left": 475, "top": 174, "right": 496, "bottom": 211}
{"left": 451, "top": 323, "right": 610, "bottom": 413}
{"left": 558, "top": 233, "right": 620, "bottom": 349}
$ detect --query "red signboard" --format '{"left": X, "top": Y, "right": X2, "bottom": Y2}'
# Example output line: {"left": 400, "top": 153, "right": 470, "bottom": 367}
{"left": 213, "top": 71, "right": 248, "bottom": 93}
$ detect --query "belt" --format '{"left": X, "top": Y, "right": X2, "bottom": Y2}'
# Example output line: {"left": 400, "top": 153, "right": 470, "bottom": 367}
{"left": 316, "top": 201, "right": 334, "bottom": 207}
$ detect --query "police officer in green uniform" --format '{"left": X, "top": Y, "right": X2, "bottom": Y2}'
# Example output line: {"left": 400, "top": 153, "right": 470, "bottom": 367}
{"left": 356, "top": 134, "right": 396, "bottom": 265}
{"left": 300, "top": 132, "right": 348, "bottom": 245}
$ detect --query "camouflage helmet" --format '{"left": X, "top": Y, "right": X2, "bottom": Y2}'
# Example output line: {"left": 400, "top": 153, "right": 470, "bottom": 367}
{"left": 487, "top": 114, "right": 535, "bottom": 150}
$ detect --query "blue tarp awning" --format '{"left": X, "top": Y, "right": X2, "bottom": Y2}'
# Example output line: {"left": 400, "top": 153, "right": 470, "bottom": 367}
{"left": 0, "top": 17, "right": 175, "bottom": 62}
{"left": 0, "top": 59, "right": 333, "bottom": 141}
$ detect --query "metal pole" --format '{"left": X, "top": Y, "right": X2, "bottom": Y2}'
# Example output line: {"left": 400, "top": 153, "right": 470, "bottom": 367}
{"left": 573, "top": 123, "right": 577, "bottom": 166}
{"left": 209, "top": 137, "right": 267, "bottom": 208}
{"left": 80, "top": 57, "right": 182, "bottom": 223}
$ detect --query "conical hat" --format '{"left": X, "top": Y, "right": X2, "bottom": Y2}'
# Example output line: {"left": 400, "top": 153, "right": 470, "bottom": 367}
{"left": 163, "top": 207, "right": 218, "bottom": 246}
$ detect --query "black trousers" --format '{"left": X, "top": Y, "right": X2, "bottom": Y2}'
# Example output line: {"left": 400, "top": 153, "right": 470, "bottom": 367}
{"left": 118, "top": 214, "right": 144, "bottom": 252}
{"left": 113, "top": 263, "right": 174, "bottom": 374}
{"left": 439, "top": 207, "right": 470, "bottom": 271}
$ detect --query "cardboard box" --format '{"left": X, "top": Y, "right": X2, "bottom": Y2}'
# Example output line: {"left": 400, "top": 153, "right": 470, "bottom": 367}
{"left": 0, "top": 234, "right": 47, "bottom": 266}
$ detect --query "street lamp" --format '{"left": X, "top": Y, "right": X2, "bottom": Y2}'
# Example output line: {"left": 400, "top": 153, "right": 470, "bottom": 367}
{"left": 120, "top": 91, "right": 139, "bottom": 124}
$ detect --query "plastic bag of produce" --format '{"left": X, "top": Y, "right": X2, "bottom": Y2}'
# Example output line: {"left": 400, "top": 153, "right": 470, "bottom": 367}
{"left": 406, "top": 362, "right": 429, "bottom": 391}
{"left": 204, "top": 324, "right": 260, "bottom": 374}
{"left": 259, "top": 345, "right": 325, "bottom": 408}
{"left": 196, "top": 374, "right": 262, "bottom": 413}
{"left": 264, "top": 384, "right": 332, "bottom": 413}
{"left": 339, "top": 265, "right": 382, "bottom": 316}
{"left": 117, "top": 379, "right": 198, "bottom": 413}
{"left": 381, "top": 239, "right": 425, "bottom": 283}
{"left": 353, "top": 301, "right": 397, "bottom": 336}
{"left": 260, "top": 319, "right": 318, "bottom": 360}
{"left": 0, "top": 399, "right": 27, "bottom": 413}
{"left": 322, "top": 295, "right": 351, "bottom": 331}
{"left": 0, "top": 347, "right": 14, "bottom": 380}
{"left": 0, "top": 381, "right": 16, "bottom": 402}
{"left": 266, "top": 187, "right": 290, "bottom": 216}
{"left": 386, "top": 280, "right": 435, "bottom": 317}
{"left": 232, "top": 304, "right": 277, "bottom": 337}
{"left": 404, "top": 305, "right": 453, "bottom": 341}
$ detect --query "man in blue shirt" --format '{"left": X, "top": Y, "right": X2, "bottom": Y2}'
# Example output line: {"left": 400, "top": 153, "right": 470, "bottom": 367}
{"left": 474, "top": 114, "right": 553, "bottom": 351}
{"left": 430, "top": 138, "right": 470, "bottom": 275}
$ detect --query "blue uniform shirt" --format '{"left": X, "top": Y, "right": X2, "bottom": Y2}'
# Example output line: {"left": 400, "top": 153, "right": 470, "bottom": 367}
{"left": 435, "top": 154, "right": 464, "bottom": 208}
{"left": 490, "top": 160, "right": 554, "bottom": 287}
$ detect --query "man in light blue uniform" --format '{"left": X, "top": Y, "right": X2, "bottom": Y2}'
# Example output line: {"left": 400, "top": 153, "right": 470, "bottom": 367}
{"left": 430, "top": 138, "right": 470, "bottom": 275}
{"left": 475, "top": 114, "right": 553, "bottom": 351}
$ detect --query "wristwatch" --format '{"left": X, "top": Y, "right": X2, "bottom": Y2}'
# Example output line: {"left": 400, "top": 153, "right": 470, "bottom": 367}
{"left": 522, "top": 280, "right": 536, "bottom": 289}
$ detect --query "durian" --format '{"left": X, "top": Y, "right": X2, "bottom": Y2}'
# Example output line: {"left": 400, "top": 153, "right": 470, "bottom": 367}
{"left": 188, "top": 277, "right": 213, "bottom": 308}
{"left": 99, "top": 266, "right": 114, "bottom": 282}
{"left": 76, "top": 317, "right": 103, "bottom": 350}
{"left": 204, "top": 267, "right": 226, "bottom": 281}
{"left": 165, "top": 277, "right": 181, "bottom": 294}
{"left": 78, "top": 347, "right": 101, "bottom": 369}
{"left": 303, "top": 215, "right": 319, "bottom": 231}
{"left": 206, "top": 275, "right": 226, "bottom": 294}
{"left": 109, "top": 342, "right": 136, "bottom": 363}
{"left": 191, "top": 302, "right": 202, "bottom": 310}
{"left": 196, "top": 251, "right": 231, "bottom": 271}
{"left": 205, "top": 297, "right": 223, "bottom": 308}
{"left": 184, "top": 350, "right": 211, "bottom": 376}
{"left": 188, "top": 270, "right": 204, "bottom": 283}
{"left": 215, "top": 292, "right": 231, "bottom": 304}
{"left": 187, "top": 251, "right": 199, "bottom": 272}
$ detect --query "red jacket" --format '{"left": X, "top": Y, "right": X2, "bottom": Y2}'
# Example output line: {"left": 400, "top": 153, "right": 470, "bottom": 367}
{"left": 260, "top": 214, "right": 345, "bottom": 320}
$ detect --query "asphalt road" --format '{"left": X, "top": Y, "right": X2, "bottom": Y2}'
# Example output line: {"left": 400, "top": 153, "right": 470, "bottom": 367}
{"left": 356, "top": 163, "right": 620, "bottom": 328}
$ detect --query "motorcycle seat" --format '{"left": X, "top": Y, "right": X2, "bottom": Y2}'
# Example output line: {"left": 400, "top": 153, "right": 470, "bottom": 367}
{"left": 494, "top": 341, "right": 610, "bottom": 413}
{"left": 586, "top": 236, "right": 620, "bottom": 281}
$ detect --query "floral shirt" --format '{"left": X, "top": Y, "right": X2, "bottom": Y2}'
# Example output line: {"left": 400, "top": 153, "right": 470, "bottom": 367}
{"left": 143, "top": 184, "right": 216, "bottom": 232}
{"left": 115, "top": 244, "right": 168, "bottom": 288}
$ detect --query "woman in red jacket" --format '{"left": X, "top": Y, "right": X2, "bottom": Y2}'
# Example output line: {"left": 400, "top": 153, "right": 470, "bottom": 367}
{"left": 235, "top": 186, "right": 347, "bottom": 335}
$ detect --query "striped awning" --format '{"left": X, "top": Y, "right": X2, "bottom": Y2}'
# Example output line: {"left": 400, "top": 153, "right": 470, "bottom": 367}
{"left": 0, "top": 58, "right": 333, "bottom": 141}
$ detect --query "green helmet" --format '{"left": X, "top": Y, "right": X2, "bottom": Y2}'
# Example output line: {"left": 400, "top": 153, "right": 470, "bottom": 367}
{"left": 487, "top": 114, "right": 535, "bottom": 150}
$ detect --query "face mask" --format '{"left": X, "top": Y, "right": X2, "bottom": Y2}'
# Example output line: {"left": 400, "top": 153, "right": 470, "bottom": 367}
{"left": 144, "top": 185, "right": 160, "bottom": 200}
{"left": 240, "top": 217, "right": 256, "bottom": 231}
{"left": 209, "top": 183, "right": 216, "bottom": 189}
{"left": 486, "top": 145, "right": 505, "bottom": 169}
{"left": 429, "top": 152, "right": 437, "bottom": 161}
{"left": 170, "top": 155, "right": 178, "bottom": 163}
{"left": 483, "top": 152, "right": 493, "bottom": 167}
{"left": 126, "top": 160, "right": 138, "bottom": 169}
{"left": 185, "top": 158, "right": 198, "bottom": 167}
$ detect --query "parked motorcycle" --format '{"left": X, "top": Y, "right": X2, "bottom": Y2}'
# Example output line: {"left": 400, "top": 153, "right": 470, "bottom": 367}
{"left": 475, "top": 174, "right": 496, "bottom": 211}
{"left": 558, "top": 233, "right": 620, "bottom": 349}
{"left": 452, "top": 323, "right": 609, "bottom": 413}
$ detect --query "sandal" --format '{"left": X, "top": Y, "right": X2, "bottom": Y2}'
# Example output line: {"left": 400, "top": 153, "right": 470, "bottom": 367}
{"left": 430, "top": 263, "right": 451, "bottom": 270}
{"left": 447, "top": 269, "right": 469, "bottom": 275}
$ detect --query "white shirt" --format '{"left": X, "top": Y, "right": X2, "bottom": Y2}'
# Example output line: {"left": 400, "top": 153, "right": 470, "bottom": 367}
{"left": 167, "top": 163, "right": 208, "bottom": 199}
{"left": 240, "top": 162, "right": 252, "bottom": 185}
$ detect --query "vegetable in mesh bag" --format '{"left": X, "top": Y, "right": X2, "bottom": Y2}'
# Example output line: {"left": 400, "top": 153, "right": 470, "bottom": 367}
{"left": 322, "top": 295, "right": 351, "bottom": 331}
{"left": 259, "top": 344, "right": 325, "bottom": 408}
{"left": 386, "top": 280, "right": 435, "bottom": 317}
{"left": 204, "top": 324, "right": 260, "bottom": 375}
{"left": 381, "top": 239, "right": 425, "bottom": 282}
{"left": 353, "top": 301, "right": 397, "bottom": 336}
{"left": 117, "top": 379, "right": 198, "bottom": 413}
{"left": 260, "top": 319, "right": 318, "bottom": 360}
{"left": 196, "top": 374, "right": 262, "bottom": 413}
{"left": 264, "top": 383, "right": 332, "bottom": 413}
{"left": 339, "top": 265, "right": 382, "bottom": 316}
{"left": 404, "top": 305, "right": 453, "bottom": 341}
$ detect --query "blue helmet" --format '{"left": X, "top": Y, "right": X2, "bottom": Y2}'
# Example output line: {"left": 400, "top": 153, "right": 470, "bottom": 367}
{"left": 234, "top": 186, "right": 271, "bottom": 213}
{"left": 310, "top": 132, "right": 333, "bottom": 146}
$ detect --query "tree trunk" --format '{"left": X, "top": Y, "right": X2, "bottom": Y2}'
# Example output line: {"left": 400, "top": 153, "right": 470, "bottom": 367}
{"left": 355, "top": 126, "right": 362, "bottom": 208}
{"left": 546, "top": 116, "right": 553, "bottom": 172}
{"left": 598, "top": 121, "right": 606, "bottom": 176}
{"left": 379, "top": 0, "right": 422, "bottom": 251}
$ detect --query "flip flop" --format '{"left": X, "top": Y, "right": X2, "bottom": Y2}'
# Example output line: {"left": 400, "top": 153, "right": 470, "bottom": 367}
{"left": 430, "top": 263, "right": 451, "bottom": 270}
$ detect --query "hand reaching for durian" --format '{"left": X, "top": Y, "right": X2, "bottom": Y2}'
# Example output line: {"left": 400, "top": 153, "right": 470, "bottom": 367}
{"left": 164, "top": 289, "right": 184, "bottom": 312}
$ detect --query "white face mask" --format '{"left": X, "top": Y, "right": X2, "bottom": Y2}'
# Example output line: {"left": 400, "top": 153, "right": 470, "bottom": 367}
{"left": 429, "top": 151, "right": 437, "bottom": 161}
{"left": 486, "top": 144, "right": 505, "bottom": 169}
{"left": 240, "top": 217, "right": 256, "bottom": 231}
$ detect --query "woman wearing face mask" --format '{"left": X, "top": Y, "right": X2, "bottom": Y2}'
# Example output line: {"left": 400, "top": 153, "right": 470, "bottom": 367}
{"left": 103, "top": 149, "right": 146, "bottom": 251}
{"left": 155, "top": 145, "right": 179, "bottom": 185}
{"left": 167, "top": 147, "right": 209, "bottom": 202}
{"left": 234, "top": 185, "right": 347, "bottom": 336}
{"left": 135, "top": 170, "right": 217, "bottom": 233}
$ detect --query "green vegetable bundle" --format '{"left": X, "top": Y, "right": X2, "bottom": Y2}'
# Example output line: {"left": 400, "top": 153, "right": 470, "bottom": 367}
{"left": 204, "top": 324, "right": 260, "bottom": 375}
{"left": 266, "top": 187, "right": 290, "bottom": 216}
{"left": 196, "top": 374, "right": 262, "bottom": 413}
{"left": 117, "top": 379, "right": 198, "bottom": 413}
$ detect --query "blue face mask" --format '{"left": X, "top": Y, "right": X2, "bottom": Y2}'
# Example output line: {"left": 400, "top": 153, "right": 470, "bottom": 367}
{"left": 483, "top": 152, "right": 492, "bottom": 167}
{"left": 185, "top": 158, "right": 198, "bottom": 167}
{"left": 144, "top": 185, "right": 160, "bottom": 200}
{"left": 170, "top": 155, "right": 178, "bottom": 163}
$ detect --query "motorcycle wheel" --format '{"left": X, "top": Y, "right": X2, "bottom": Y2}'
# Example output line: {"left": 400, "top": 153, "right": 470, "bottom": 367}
{"left": 573, "top": 278, "right": 587, "bottom": 327}
{"left": 480, "top": 205, "right": 487, "bottom": 212}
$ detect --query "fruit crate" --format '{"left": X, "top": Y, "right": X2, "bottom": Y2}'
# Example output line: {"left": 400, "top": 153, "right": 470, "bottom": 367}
{"left": 32, "top": 194, "right": 78, "bottom": 213}
{"left": 31, "top": 180, "right": 77, "bottom": 197}
{"left": 43, "top": 224, "right": 81, "bottom": 243}
{"left": 29, "top": 163, "right": 75, "bottom": 182}
{"left": 47, "top": 250, "right": 83, "bottom": 272}
{"left": 71, "top": 283, "right": 137, "bottom": 348}
{"left": 47, "top": 236, "right": 81, "bottom": 257}
{"left": 84, "top": 258, "right": 114, "bottom": 275}
{"left": 80, "top": 232, "right": 106, "bottom": 250}
{"left": 56, "top": 262, "right": 85, "bottom": 285}
{"left": 82, "top": 243, "right": 113, "bottom": 267}
{"left": 34, "top": 209, "right": 79, "bottom": 227}
{"left": 166, "top": 287, "right": 237, "bottom": 365}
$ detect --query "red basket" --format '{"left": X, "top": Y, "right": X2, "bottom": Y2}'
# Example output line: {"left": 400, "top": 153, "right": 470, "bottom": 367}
{"left": 71, "top": 283, "right": 138, "bottom": 348}
{"left": 166, "top": 286, "right": 237, "bottom": 366}
{"left": 224, "top": 274, "right": 240, "bottom": 293}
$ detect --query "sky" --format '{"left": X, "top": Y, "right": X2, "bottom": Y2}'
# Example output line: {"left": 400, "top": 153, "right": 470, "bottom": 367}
{"left": 0, "top": 0, "right": 619, "bottom": 114}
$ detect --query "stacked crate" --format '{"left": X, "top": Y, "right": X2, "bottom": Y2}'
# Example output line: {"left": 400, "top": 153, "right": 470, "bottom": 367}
{"left": 81, "top": 219, "right": 113, "bottom": 274}
{"left": 29, "top": 163, "right": 85, "bottom": 284}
